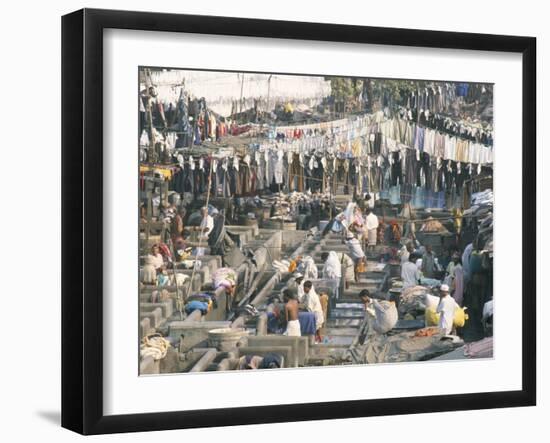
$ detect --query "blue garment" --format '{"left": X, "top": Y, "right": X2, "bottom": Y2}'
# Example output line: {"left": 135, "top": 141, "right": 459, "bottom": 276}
{"left": 259, "top": 353, "right": 283, "bottom": 369}
{"left": 435, "top": 191, "right": 446, "bottom": 209}
{"left": 412, "top": 186, "right": 425, "bottom": 209}
{"left": 414, "top": 127, "right": 425, "bottom": 151}
{"left": 298, "top": 312, "right": 317, "bottom": 335}
{"left": 331, "top": 219, "right": 344, "bottom": 233}
{"left": 456, "top": 83, "right": 469, "bottom": 97}
{"left": 184, "top": 300, "right": 208, "bottom": 315}
{"left": 389, "top": 185, "right": 401, "bottom": 205}
{"left": 266, "top": 312, "right": 283, "bottom": 334}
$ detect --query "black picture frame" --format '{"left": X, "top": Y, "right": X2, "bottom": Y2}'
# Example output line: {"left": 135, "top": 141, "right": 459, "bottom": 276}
{"left": 62, "top": 8, "right": 536, "bottom": 435}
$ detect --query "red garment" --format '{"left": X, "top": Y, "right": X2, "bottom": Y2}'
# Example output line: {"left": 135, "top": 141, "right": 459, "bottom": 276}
{"left": 158, "top": 243, "right": 172, "bottom": 259}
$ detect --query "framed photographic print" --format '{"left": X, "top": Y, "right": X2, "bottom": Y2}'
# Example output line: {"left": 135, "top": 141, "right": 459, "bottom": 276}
{"left": 62, "top": 8, "right": 536, "bottom": 435}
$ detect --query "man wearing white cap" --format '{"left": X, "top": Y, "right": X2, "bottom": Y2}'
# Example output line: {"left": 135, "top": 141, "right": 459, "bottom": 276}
{"left": 437, "top": 284, "right": 458, "bottom": 335}
{"left": 288, "top": 273, "right": 306, "bottom": 303}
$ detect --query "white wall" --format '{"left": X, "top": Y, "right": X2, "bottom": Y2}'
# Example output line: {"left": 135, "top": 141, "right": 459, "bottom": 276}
{"left": 0, "top": 0, "right": 546, "bottom": 441}
{"left": 144, "top": 70, "right": 331, "bottom": 116}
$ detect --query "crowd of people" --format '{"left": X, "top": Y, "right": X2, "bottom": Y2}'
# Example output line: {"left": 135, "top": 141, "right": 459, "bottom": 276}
{"left": 274, "top": 191, "right": 492, "bottom": 343}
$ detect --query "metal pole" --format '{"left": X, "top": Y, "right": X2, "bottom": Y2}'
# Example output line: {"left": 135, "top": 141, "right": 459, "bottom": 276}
{"left": 266, "top": 74, "right": 273, "bottom": 114}
{"left": 239, "top": 73, "right": 245, "bottom": 115}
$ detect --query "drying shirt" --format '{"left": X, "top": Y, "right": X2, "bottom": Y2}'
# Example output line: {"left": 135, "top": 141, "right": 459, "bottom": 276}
{"left": 423, "top": 128, "right": 435, "bottom": 156}
{"left": 437, "top": 295, "right": 458, "bottom": 334}
{"left": 401, "top": 261, "right": 421, "bottom": 289}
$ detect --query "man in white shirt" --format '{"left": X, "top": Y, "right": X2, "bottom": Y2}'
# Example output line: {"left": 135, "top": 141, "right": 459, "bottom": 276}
{"left": 437, "top": 284, "right": 458, "bottom": 335}
{"left": 198, "top": 207, "right": 214, "bottom": 240}
{"left": 288, "top": 273, "right": 305, "bottom": 303}
{"left": 365, "top": 208, "right": 379, "bottom": 252}
{"left": 401, "top": 253, "right": 421, "bottom": 289}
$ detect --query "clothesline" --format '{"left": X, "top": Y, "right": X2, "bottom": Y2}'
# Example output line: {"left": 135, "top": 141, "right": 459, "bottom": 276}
{"left": 252, "top": 115, "right": 494, "bottom": 165}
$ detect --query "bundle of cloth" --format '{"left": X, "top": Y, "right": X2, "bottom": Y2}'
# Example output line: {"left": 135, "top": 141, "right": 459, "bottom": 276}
{"left": 419, "top": 216, "right": 449, "bottom": 233}
{"left": 170, "top": 272, "right": 190, "bottom": 287}
{"left": 272, "top": 259, "right": 292, "bottom": 273}
{"left": 471, "top": 189, "right": 494, "bottom": 207}
{"left": 372, "top": 300, "right": 398, "bottom": 334}
{"left": 184, "top": 300, "right": 211, "bottom": 315}
{"left": 140, "top": 333, "right": 171, "bottom": 361}
{"left": 398, "top": 285, "right": 432, "bottom": 316}
{"left": 188, "top": 292, "right": 217, "bottom": 306}
{"left": 213, "top": 267, "right": 237, "bottom": 290}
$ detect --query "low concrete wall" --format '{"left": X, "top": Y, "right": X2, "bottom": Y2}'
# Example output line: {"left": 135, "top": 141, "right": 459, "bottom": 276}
{"left": 139, "top": 355, "right": 160, "bottom": 375}
{"left": 247, "top": 336, "right": 309, "bottom": 367}
{"left": 170, "top": 320, "right": 232, "bottom": 351}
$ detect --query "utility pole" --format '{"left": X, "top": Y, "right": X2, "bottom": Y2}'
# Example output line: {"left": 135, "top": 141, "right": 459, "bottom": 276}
{"left": 266, "top": 74, "right": 273, "bottom": 114}
{"left": 239, "top": 73, "right": 245, "bottom": 114}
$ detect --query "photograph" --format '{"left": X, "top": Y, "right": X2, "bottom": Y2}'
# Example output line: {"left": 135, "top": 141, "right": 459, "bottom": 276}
{"left": 138, "top": 67, "right": 494, "bottom": 374}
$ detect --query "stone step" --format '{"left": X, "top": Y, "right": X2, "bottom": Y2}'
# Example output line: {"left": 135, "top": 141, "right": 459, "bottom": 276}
{"left": 140, "top": 300, "right": 174, "bottom": 319}
{"left": 140, "top": 307, "right": 164, "bottom": 329}
{"left": 322, "top": 327, "right": 360, "bottom": 336}
{"left": 326, "top": 318, "right": 362, "bottom": 327}
{"left": 329, "top": 310, "right": 364, "bottom": 319}
{"left": 320, "top": 335, "right": 355, "bottom": 346}
{"left": 334, "top": 302, "right": 364, "bottom": 310}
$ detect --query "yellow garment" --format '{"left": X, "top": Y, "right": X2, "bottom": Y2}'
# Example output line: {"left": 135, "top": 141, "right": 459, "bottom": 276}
{"left": 425, "top": 307, "right": 468, "bottom": 328}
{"left": 284, "top": 102, "right": 294, "bottom": 113}
{"left": 319, "top": 293, "right": 329, "bottom": 323}
{"left": 351, "top": 138, "right": 362, "bottom": 157}
{"left": 139, "top": 165, "right": 173, "bottom": 180}
{"left": 453, "top": 208, "right": 463, "bottom": 234}
{"left": 288, "top": 259, "right": 298, "bottom": 273}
